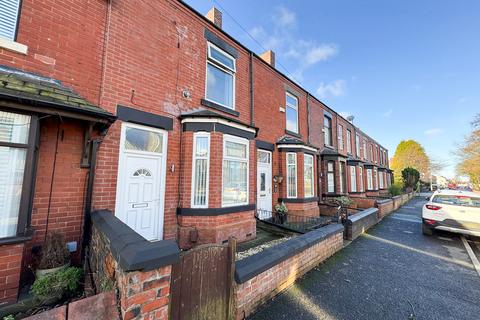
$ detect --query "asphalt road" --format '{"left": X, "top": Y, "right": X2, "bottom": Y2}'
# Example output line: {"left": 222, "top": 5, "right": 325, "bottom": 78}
{"left": 249, "top": 196, "right": 480, "bottom": 320}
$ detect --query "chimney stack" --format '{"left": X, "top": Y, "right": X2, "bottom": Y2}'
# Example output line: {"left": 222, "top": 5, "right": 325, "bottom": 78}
{"left": 260, "top": 50, "right": 275, "bottom": 68}
{"left": 206, "top": 7, "right": 222, "bottom": 29}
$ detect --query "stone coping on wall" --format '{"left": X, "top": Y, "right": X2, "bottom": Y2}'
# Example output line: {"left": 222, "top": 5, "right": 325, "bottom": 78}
{"left": 376, "top": 198, "right": 393, "bottom": 205}
{"left": 91, "top": 210, "right": 180, "bottom": 271}
{"left": 235, "top": 223, "right": 344, "bottom": 283}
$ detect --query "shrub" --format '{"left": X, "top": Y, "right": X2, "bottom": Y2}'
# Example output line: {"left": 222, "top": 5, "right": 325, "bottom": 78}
{"left": 401, "top": 167, "right": 420, "bottom": 190}
{"left": 274, "top": 202, "right": 288, "bottom": 215}
{"left": 388, "top": 183, "right": 403, "bottom": 196}
{"left": 38, "top": 232, "right": 70, "bottom": 269}
{"left": 31, "top": 267, "right": 83, "bottom": 299}
{"left": 334, "top": 196, "right": 354, "bottom": 207}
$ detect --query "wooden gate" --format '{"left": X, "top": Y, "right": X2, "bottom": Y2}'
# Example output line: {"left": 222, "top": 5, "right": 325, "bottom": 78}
{"left": 170, "top": 239, "right": 236, "bottom": 320}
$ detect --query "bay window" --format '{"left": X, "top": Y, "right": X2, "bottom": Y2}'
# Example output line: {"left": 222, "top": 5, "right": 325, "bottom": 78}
{"left": 206, "top": 43, "right": 236, "bottom": 110}
{"left": 222, "top": 136, "right": 248, "bottom": 206}
{"left": 339, "top": 162, "right": 346, "bottom": 194}
{"left": 191, "top": 133, "right": 210, "bottom": 208}
{"left": 374, "top": 167, "right": 378, "bottom": 190}
{"left": 286, "top": 92, "right": 298, "bottom": 133}
{"left": 0, "top": 111, "right": 36, "bottom": 238}
{"left": 379, "top": 171, "right": 384, "bottom": 189}
{"left": 367, "top": 168, "right": 373, "bottom": 190}
{"left": 304, "top": 154, "right": 314, "bottom": 197}
{"left": 350, "top": 166, "right": 357, "bottom": 192}
{"left": 359, "top": 166, "right": 364, "bottom": 192}
{"left": 327, "top": 161, "right": 335, "bottom": 193}
{"left": 286, "top": 153, "right": 297, "bottom": 198}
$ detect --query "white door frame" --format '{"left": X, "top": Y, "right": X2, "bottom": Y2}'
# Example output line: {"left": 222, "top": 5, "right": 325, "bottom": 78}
{"left": 257, "top": 150, "right": 272, "bottom": 212}
{"left": 115, "top": 122, "right": 168, "bottom": 241}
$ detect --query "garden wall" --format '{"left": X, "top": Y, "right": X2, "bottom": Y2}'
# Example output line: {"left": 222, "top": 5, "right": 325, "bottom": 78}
{"left": 235, "top": 224, "right": 344, "bottom": 319}
{"left": 344, "top": 208, "right": 379, "bottom": 241}
{"left": 376, "top": 199, "right": 394, "bottom": 220}
{"left": 89, "top": 210, "right": 180, "bottom": 320}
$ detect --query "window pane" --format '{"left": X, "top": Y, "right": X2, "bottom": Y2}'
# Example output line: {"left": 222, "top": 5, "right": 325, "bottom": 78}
{"left": 195, "top": 136, "right": 209, "bottom": 157}
{"left": 0, "top": 146, "right": 26, "bottom": 237}
{"left": 209, "top": 45, "right": 235, "bottom": 70}
{"left": 222, "top": 160, "right": 247, "bottom": 205}
{"left": 287, "top": 163, "right": 296, "bottom": 197}
{"left": 206, "top": 63, "right": 234, "bottom": 109}
{"left": 286, "top": 94, "right": 298, "bottom": 107}
{"left": 260, "top": 173, "right": 266, "bottom": 192}
{"left": 327, "top": 162, "right": 334, "bottom": 171}
{"left": 433, "top": 195, "right": 480, "bottom": 208}
{"left": 193, "top": 159, "right": 208, "bottom": 206}
{"left": 327, "top": 173, "right": 335, "bottom": 193}
{"left": 125, "top": 127, "right": 163, "bottom": 153}
{"left": 257, "top": 151, "right": 270, "bottom": 163}
{"left": 286, "top": 105, "right": 298, "bottom": 132}
{"left": 0, "top": 0, "right": 21, "bottom": 41}
{"left": 226, "top": 141, "right": 246, "bottom": 158}
{"left": 0, "top": 111, "right": 30, "bottom": 144}
{"left": 304, "top": 157, "right": 313, "bottom": 197}
{"left": 350, "top": 166, "right": 357, "bottom": 192}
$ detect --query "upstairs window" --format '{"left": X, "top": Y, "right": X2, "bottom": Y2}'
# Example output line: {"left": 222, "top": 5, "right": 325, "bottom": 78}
{"left": 324, "top": 116, "right": 332, "bottom": 147}
{"left": 0, "top": 0, "right": 21, "bottom": 41}
{"left": 285, "top": 92, "right": 298, "bottom": 133}
{"left": 337, "top": 124, "right": 344, "bottom": 150}
{"left": 286, "top": 153, "right": 297, "bottom": 198}
{"left": 206, "top": 43, "right": 236, "bottom": 110}
{"left": 192, "top": 133, "right": 210, "bottom": 208}
{"left": 363, "top": 140, "right": 367, "bottom": 159}
{"left": 304, "top": 154, "right": 314, "bottom": 197}
{"left": 346, "top": 130, "right": 352, "bottom": 154}
{"left": 356, "top": 134, "right": 360, "bottom": 157}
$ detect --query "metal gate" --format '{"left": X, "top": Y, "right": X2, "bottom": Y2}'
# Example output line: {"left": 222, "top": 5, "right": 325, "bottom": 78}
{"left": 170, "top": 239, "right": 236, "bottom": 320}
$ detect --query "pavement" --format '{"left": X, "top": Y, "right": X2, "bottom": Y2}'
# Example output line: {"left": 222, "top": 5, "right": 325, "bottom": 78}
{"left": 249, "top": 196, "right": 480, "bottom": 320}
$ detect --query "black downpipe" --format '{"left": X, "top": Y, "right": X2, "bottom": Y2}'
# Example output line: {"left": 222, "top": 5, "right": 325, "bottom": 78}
{"left": 82, "top": 139, "right": 100, "bottom": 251}
{"left": 249, "top": 52, "right": 255, "bottom": 126}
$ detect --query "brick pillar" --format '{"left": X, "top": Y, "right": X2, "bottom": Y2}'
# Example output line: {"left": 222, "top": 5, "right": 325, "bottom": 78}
{"left": 0, "top": 243, "right": 24, "bottom": 305}
{"left": 117, "top": 266, "right": 172, "bottom": 320}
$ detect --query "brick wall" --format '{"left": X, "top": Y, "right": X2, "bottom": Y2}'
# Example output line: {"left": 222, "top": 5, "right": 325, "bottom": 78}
{"left": 376, "top": 199, "right": 394, "bottom": 220}
{"left": 235, "top": 226, "right": 343, "bottom": 319}
{"left": 286, "top": 201, "right": 320, "bottom": 217}
{"left": 0, "top": 244, "right": 23, "bottom": 305}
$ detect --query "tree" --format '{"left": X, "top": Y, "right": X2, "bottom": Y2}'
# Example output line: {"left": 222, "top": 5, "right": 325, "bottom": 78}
{"left": 402, "top": 167, "right": 420, "bottom": 192}
{"left": 457, "top": 114, "right": 480, "bottom": 190}
{"left": 390, "top": 140, "right": 431, "bottom": 184}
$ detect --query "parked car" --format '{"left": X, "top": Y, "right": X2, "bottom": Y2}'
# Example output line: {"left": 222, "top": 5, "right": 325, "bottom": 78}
{"left": 422, "top": 190, "right": 480, "bottom": 236}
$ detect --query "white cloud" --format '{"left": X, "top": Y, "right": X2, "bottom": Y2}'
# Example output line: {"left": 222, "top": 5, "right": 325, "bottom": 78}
{"left": 305, "top": 44, "right": 338, "bottom": 66}
{"left": 316, "top": 80, "right": 346, "bottom": 99}
{"left": 424, "top": 128, "right": 443, "bottom": 136}
{"left": 273, "top": 6, "right": 296, "bottom": 28}
{"left": 382, "top": 109, "right": 393, "bottom": 118}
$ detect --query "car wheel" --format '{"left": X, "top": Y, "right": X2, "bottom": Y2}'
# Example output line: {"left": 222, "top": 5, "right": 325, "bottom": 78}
{"left": 422, "top": 223, "right": 433, "bottom": 236}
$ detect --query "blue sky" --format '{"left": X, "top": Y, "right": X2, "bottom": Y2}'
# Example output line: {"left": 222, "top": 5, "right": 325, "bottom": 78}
{"left": 185, "top": 0, "right": 480, "bottom": 178}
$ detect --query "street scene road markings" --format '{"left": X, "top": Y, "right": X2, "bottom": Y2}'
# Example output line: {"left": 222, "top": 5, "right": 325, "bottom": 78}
{"left": 402, "top": 206, "right": 416, "bottom": 209}
{"left": 390, "top": 214, "right": 422, "bottom": 223}
{"left": 437, "top": 236, "right": 453, "bottom": 242}
{"left": 460, "top": 236, "right": 480, "bottom": 277}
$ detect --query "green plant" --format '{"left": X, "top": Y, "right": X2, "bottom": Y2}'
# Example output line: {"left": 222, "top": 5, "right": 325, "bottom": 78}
{"left": 274, "top": 202, "right": 288, "bottom": 215}
{"left": 334, "top": 196, "right": 354, "bottom": 207}
{"left": 3, "top": 315, "right": 14, "bottom": 320}
{"left": 38, "top": 232, "right": 70, "bottom": 269}
{"left": 31, "top": 267, "right": 83, "bottom": 299}
{"left": 388, "top": 183, "right": 403, "bottom": 196}
{"left": 402, "top": 167, "right": 420, "bottom": 190}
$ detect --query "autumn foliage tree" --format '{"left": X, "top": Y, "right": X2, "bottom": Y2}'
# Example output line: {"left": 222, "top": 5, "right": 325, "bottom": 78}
{"left": 457, "top": 114, "right": 480, "bottom": 190}
{"left": 390, "top": 140, "right": 431, "bottom": 184}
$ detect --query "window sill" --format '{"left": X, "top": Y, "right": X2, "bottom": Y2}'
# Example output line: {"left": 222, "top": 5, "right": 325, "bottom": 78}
{"left": 201, "top": 99, "right": 239, "bottom": 117}
{"left": 0, "top": 230, "right": 33, "bottom": 245}
{"left": 0, "top": 38, "right": 28, "bottom": 55}
{"left": 285, "top": 130, "right": 301, "bottom": 138}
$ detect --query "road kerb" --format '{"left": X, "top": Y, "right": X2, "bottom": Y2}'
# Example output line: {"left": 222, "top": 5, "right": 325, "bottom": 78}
{"left": 460, "top": 236, "right": 480, "bottom": 278}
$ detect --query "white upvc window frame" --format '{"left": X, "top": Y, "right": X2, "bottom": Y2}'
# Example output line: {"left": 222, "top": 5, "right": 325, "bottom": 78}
{"left": 303, "top": 154, "right": 314, "bottom": 198}
{"left": 379, "top": 171, "right": 384, "bottom": 189}
{"left": 327, "top": 161, "right": 335, "bottom": 193}
{"left": 367, "top": 168, "right": 373, "bottom": 190}
{"left": 286, "top": 152, "right": 297, "bottom": 198}
{"left": 205, "top": 42, "right": 236, "bottom": 110}
{"left": 324, "top": 116, "right": 333, "bottom": 147}
{"left": 339, "top": 162, "right": 345, "bottom": 194}
{"left": 346, "top": 130, "right": 352, "bottom": 154}
{"left": 359, "top": 166, "right": 364, "bottom": 192}
{"left": 363, "top": 140, "right": 367, "bottom": 160}
{"left": 285, "top": 92, "right": 299, "bottom": 133}
{"left": 337, "top": 124, "right": 344, "bottom": 150}
{"left": 356, "top": 134, "right": 361, "bottom": 157}
{"left": 191, "top": 132, "right": 210, "bottom": 208}
{"left": 221, "top": 134, "right": 249, "bottom": 207}
{"left": 374, "top": 167, "right": 379, "bottom": 190}
{"left": 350, "top": 166, "right": 357, "bottom": 192}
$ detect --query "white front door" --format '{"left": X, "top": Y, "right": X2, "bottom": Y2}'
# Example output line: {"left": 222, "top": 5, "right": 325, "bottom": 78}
{"left": 115, "top": 123, "right": 167, "bottom": 241}
{"left": 257, "top": 150, "right": 272, "bottom": 212}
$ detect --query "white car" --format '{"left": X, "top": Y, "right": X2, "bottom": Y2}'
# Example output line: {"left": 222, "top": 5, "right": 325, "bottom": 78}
{"left": 422, "top": 190, "right": 480, "bottom": 236}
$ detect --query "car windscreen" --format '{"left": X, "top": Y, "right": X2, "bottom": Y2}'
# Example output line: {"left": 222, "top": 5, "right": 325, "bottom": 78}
{"left": 432, "top": 195, "right": 480, "bottom": 208}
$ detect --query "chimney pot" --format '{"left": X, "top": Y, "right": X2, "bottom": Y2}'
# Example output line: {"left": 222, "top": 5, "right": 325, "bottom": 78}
{"left": 206, "top": 6, "right": 222, "bottom": 28}
{"left": 260, "top": 50, "right": 275, "bottom": 68}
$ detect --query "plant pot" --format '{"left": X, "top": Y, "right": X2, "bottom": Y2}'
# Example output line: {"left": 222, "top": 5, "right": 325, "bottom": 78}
{"left": 35, "top": 262, "right": 70, "bottom": 279}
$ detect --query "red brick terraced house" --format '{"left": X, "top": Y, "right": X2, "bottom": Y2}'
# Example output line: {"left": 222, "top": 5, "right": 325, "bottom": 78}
{"left": 0, "top": 0, "right": 393, "bottom": 305}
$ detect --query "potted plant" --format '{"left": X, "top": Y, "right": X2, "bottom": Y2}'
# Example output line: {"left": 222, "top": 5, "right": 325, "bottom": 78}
{"left": 35, "top": 232, "right": 71, "bottom": 279}
{"left": 274, "top": 202, "right": 288, "bottom": 224}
